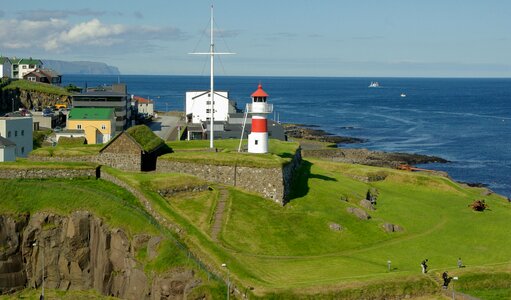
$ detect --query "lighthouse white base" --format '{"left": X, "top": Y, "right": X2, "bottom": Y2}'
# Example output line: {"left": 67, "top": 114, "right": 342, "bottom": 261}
{"left": 248, "top": 132, "right": 268, "bottom": 153}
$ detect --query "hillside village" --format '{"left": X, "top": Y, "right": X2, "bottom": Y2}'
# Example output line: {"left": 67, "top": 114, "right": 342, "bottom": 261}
{"left": 1, "top": 57, "right": 511, "bottom": 300}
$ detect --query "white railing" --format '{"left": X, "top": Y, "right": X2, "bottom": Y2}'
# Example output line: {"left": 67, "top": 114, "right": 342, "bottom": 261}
{"left": 247, "top": 103, "right": 273, "bottom": 114}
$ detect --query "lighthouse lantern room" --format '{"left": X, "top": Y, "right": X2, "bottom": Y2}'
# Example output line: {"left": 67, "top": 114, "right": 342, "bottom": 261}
{"left": 247, "top": 83, "right": 273, "bottom": 153}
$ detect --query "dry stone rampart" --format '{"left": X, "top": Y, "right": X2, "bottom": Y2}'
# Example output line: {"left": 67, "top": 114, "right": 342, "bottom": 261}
{"left": 156, "top": 150, "right": 302, "bottom": 204}
{"left": 0, "top": 168, "right": 97, "bottom": 179}
{"left": 28, "top": 153, "right": 141, "bottom": 171}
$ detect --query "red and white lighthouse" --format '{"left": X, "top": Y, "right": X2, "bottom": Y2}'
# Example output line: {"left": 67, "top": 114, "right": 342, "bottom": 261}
{"left": 248, "top": 83, "right": 273, "bottom": 153}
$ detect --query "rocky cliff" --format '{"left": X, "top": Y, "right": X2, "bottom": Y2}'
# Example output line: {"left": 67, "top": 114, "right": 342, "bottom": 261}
{"left": 0, "top": 212, "right": 200, "bottom": 299}
{"left": 0, "top": 86, "right": 72, "bottom": 113}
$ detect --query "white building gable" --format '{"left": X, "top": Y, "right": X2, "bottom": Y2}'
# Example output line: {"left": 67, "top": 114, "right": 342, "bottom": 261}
{"left": 186, "top": 91, "right": 236, "bottom": 124}
{"left": 0, "top": 117, "right": 33, "bottom": 157}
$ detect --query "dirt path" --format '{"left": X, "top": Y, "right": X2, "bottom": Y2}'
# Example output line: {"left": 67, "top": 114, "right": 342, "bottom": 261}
{"left": 211, "top": 187, "right": 229, "bottom": 242}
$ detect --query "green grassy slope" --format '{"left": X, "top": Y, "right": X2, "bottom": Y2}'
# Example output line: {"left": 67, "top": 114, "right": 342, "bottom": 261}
{"left": 129, "top": 155, "right": 510, "bottom": 297}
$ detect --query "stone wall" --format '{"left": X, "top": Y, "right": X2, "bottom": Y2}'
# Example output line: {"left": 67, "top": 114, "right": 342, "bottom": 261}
{"left": 101, "top": 133, "right": 141, "bottom": 155}
{"left": 156, "top": 150, "right": 302, "bottom": 205}
{"left": 28, "top": 153, "right": 141, "bottom": 172}
{"left": 0, "top": 168, "right": 97, "bottom": 179}
{"left": 0, "top": 212, "right": 200, "bottom": 299}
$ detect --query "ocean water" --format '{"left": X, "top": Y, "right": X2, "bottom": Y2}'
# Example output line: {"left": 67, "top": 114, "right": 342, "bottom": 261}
{"left": 63, "top": 75, "right": 511, "bottom": 198}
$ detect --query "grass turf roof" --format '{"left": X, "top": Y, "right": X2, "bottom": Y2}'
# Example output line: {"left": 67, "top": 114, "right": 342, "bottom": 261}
{"left": 125, "top": 125, "right": 165, "bottom": 153}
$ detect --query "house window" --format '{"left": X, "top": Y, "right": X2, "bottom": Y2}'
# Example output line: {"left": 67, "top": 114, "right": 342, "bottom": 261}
{"left": 22, "top": 65, "right": 27, "bottom": 69}
{"left": 77, "top": 124, "right": 82, "bottom": 129}
{"left": 29, "top": 65, "right": 35, "bottom": 68}
{"left": 28, "top": 77, "right": 35, "bottom": 82}
{"left": 7, "top": 131, "right": 11, "bottom": 138}
{"left": 101, "top": 124, "right": 106, "bottom": 130}
{"left": 206, "top": 100, "right": 211, "bottom": 105}
{"left": 21, "top": 130, "right": 24, "bottom": 136}
{"left": 14, "top": 131, "right": 17, "bottom": 137}
{"left": 255, "top": 140, "right": 259, "bottom": 145}
{"left": 206, "top": 109, "right": 211, "bottom": 113}
{"left": 21, "top": 147, "right": 24, "bottom": 154}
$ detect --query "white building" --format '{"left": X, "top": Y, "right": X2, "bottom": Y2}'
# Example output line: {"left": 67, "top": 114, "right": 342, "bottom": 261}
{"left": 0, "top": 136, "right": 16, "bottom": 162}
{"left": 185, "top": 91, "right": 237, "bottom": 124}
{"left": 0, "top": 57, "right": 12, "bottom": 78}
{"left": 0, "top": 117, "right": 34, "bottom": 157}
{"left": 10, "top": 58, "right": 43, "bottom": 79}
{"left": 133, "top": 96, "right": 155, "bottom": 116}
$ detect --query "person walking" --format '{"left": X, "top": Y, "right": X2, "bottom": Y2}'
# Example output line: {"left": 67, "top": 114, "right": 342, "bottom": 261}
{"left": 421, "top": 259, "right": 428, "bottom": 273}
{"left": 442, "top": 271, "right": 450, "bottom": 288}
{"left": 457, "top": 257, "right": 464, "bottom": 268}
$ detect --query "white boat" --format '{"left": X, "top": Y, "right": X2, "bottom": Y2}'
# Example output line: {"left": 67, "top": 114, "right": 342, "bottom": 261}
{"left": 400, "top": 93, "right": 407, "bottom": 98}
{"left": 368, "top": 81, "right": 380, "bottom": 88}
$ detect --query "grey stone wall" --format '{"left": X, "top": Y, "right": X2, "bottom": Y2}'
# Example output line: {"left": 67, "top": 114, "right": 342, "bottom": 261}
{"left": 28, "top": 153, "right": 141, "bottom": 171}
{"left": 156, "top": 150, "right": 302, "bottom": 205}
{"left": 0, "top": 168, "right": 97, "bottom": 179}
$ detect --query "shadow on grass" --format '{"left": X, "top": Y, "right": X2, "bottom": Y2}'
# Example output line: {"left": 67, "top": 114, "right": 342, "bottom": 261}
{"left": 286, "top": 160, "right": 337, "bottom": 203}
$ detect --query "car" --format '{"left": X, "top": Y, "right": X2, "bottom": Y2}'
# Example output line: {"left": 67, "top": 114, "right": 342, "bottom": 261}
{"left": 54, "top": 126, "right": 62, "bottom": 132}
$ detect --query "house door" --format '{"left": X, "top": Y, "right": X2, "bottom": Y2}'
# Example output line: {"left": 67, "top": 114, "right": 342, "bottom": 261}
{"left": 96, "top": 132, "right": 104, "bottom": 144}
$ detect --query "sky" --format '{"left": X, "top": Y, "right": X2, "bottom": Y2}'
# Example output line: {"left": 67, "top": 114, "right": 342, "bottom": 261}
{"left": 1, "top": 0, "right": 510, "bottom": 77}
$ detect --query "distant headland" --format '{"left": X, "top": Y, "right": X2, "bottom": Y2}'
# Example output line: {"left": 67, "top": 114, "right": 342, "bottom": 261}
{"left": 42, "top": 60, "right": 120, "bottom": 75}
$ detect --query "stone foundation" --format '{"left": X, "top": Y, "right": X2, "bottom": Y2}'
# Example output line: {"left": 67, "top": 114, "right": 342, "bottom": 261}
{"left": 157, "top": 150, "right": 302, "bottom": 205}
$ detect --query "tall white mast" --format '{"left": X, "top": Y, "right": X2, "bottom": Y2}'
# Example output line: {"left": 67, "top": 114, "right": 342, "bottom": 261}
{"left": 190, "top": 5, "right": 234, "bottom": 148}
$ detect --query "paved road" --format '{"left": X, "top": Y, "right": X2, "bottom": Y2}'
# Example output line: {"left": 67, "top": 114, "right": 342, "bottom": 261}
{"left": 148, "top": 115, "right": 182, "bottom": 141}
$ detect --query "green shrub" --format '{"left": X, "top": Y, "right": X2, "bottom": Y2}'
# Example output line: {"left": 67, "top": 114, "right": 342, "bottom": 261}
{"left": 58, "top": 136, "right": 86, "bottom": 146}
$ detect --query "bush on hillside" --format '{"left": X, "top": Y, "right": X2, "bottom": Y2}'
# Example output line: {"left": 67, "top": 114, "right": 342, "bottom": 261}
{"left": 58, "top": 136, "right": 87, "bottom": 146}
{"left": 470, "top": 199, "right": 489, "bottom": 211}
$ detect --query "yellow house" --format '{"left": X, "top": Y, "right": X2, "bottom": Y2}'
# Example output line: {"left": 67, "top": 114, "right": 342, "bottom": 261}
{"left": 67, "top": 108, "right": 116, "bottom": 144}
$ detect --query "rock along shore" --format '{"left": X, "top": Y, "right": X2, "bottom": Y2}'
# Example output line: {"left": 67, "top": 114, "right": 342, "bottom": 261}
{"left": 284, "top": 123, "right": 448, "bottom": 169}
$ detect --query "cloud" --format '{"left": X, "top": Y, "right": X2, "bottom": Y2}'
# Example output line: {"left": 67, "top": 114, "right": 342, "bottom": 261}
{"left": 17, "top": 9, "right": 108, "bottom": 21}
{"left": 0, "top": 17, "right": 187, "bottom": 54}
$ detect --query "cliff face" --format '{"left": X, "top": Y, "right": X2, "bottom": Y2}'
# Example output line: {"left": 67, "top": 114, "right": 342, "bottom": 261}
{"left": 0, "top": 212, "right": 200, "bottom": 299}
{"left": 0, "top": 88, "right": 72, "bottom": 112}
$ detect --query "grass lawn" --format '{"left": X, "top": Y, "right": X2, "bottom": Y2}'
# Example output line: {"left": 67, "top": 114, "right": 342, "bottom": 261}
{"left": 118, "top": 156, "right": 511, "bottom": 297}
{"left": 30, "top": 144, "right": 102, "bottom": 157}
{"left": 163, "top": 139, "right": 300, "bottom": 168}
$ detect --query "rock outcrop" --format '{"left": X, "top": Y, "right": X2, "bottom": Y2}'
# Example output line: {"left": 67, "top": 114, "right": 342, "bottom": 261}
{"left": 0, "top": 212, "right": 200, "bottom": 299}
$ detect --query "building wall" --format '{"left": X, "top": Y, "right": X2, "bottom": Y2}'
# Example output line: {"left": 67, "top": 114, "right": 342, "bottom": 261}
{"left": 186, "top": 91, "right": 232, "bottom": 123}
{"left": 0, "top": 117, "right": 34, "bottom": 157}
{"left": 72, "top": 98, "right": 129, "bottom": 132}
{"left": 0, "top": 62, "right": 12, "bottom": 78}
{"left": 67, "top": 118, "right": 115, "bottom": 145}
{"left": 0, "top": 147, "right": 16, "bottom": 162}
{"left": 138, "top": 103, "right": 154, "bottom": 115}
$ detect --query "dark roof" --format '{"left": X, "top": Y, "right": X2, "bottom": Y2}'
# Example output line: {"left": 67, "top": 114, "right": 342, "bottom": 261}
{"left": 0, "top": 57, "right": 11, "bottom": 64}
{"left": 0, "top": 136, "right": 16, "bottom": 148}
{"left": 74, "top": 90, "right": 127, "bottom": 97}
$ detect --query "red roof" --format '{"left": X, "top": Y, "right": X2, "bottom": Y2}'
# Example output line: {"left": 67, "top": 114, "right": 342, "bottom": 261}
{"left": 133, "top": 96, "right": 153, "bottom": 103}
{"left": 251, "top": 83, "right": 269, "bottom": 97}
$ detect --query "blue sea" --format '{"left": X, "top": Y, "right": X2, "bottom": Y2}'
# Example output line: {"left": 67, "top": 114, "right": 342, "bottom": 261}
{"left": 63, "top": 75, "right": 511, "bottom": 198}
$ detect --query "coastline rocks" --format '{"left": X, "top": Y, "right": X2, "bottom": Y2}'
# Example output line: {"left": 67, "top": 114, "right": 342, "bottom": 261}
{"left": 283, "top": 124, "right": 365, "bottom": 145}
{"left": 302, "top": 148, "right": 448, "bottom": 169}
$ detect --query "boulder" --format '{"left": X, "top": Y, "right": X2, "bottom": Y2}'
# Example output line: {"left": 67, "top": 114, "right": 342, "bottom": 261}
{"left": 359, "top": 199, "right": 375, "bottom": 211}
{"left": 382, "top": 223, "right": 404, "bottom": 233}
{"left": 329, "top": 223, "right": 343, "bottom": 231}
{"left": 347, "top": 207, "right": 371, "bottom": 220}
